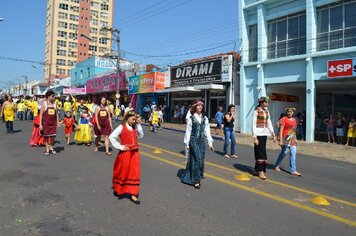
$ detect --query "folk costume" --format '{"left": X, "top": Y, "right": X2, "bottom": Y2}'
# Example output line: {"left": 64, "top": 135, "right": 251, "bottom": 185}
{"left": 181, "top": 113, "right": 213, "bottom": 187}
{"left": 74, "top": 114, "right": 92, "bottom": 143}
{"left": 63, "top": 116, "right": 76, "bottom": 135}
{"left": 41, "top": 101, "right": 57, "bottom": 137}
{"left": 252, "top": 101, "right": 275, "bottom": 174}
{"left": 109, "top": 123, "right": 144, "bottom": 196}
{"left": 29, "top": 115, "right": 45, "bottom": 146}
{"left": 94, "top": 106, "right": 112, "bottom": 136}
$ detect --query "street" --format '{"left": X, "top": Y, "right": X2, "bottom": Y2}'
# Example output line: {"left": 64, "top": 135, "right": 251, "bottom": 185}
{"left": 0, "top": 120, "right": 355, "bottom": 235}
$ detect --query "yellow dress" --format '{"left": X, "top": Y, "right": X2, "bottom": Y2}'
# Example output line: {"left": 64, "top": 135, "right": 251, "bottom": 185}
{"left": 32, "top": 101, "right": 39, "bottom": 117}
{"left": 74, "top": 116, "right": 92, "bottom": 143}
{"left": 347, "top": 122, "right": 356, "bottom": 138}
{"left": 3, "top": 103, "right": 16, "bottom": 122}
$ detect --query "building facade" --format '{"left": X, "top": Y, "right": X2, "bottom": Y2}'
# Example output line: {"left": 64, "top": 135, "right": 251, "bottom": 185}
{"left": 44, "top": 0, "right": 114, "bottom": 84}
{"left": 239, "top": 0, "right": 356, "bottom": 142}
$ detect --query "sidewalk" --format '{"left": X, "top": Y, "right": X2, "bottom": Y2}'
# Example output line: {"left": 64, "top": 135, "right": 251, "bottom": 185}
{"left": 153, "top": 122, "right": 356, "bottom": 165}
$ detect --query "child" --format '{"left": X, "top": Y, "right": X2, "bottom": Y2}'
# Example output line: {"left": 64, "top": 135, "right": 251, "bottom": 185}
{"left": 346, "top": 118, "right": 356, "bottom": 146}
{"left": 60, "top": 111, "right": 77, "bottom": 146}
{"left": 74, "top": 107, "right": 92, "bottom": 146}
{"left": 115, "top": 105, "right": 121, "bottom": 122}
{"left": 29, "top": 115, "right": 45, "bottom": 146}
{"left": 150, "top": 107, "right": 159, "bottom": 133}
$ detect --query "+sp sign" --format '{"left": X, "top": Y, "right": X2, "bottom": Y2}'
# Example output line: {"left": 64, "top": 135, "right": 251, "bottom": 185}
{"left": 327, "top": 58, "right": 356, "bottom": 78}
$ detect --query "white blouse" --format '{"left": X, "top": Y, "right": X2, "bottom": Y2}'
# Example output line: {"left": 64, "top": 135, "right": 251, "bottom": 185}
{"left": 252, "top": 108, "right": 275, "bottom": 137}
{"left": 184, "top": 113, "right": 213, "bottom": 148}
{"left": 109, "top": 123, "right": 144, "bottom": 150}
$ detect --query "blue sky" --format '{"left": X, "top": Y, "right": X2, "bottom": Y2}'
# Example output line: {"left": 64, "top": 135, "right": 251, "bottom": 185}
{"left": 0, "top": 0, "right": 238, "bottom": 89}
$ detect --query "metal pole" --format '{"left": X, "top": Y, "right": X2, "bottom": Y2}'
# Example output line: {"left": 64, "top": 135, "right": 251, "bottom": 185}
{"left": 114, "top": 29, "right": 121, "bottom": 108}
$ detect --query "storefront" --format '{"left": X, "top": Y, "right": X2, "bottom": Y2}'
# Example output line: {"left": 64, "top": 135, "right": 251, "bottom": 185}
{"left": 158, "top": 54, "right": 239, "bottom": 125}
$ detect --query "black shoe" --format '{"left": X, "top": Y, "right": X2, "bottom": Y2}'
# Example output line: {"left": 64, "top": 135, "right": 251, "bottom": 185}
{"left": 194, "top": 183, "right": 201, "bottom": 189}
{"left": 130, "top": 197, "right": 141, "bottom": 205}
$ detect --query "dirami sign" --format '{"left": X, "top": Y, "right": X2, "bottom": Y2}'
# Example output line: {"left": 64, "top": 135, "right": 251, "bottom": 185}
{"left": 128, "top": 72, "right": 165, "bottom": 94}
{"left": 327, "top": 58, "right": 356, "bottom": 78}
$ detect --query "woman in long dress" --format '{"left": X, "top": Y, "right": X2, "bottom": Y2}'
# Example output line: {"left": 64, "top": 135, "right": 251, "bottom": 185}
{"left": 109, "top": 111, "right": 144, "bottom": 204}
{"left": 94, "top": 97, "right": 113, "bottom": 155}
{"left": 180, "top": 100, "right": 214, "bottom": 189}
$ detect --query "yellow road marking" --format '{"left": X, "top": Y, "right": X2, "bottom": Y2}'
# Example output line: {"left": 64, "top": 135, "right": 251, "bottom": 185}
{"left": 141, "top": 151, "right": 356, "bottom": 227}
{"left": 140, "top": 142, "right": 356, "bottom": 208}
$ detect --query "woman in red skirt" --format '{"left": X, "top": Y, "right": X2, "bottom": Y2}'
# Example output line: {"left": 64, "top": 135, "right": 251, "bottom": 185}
{"left": 109, "top": 111, "right": 144, "bottom": 204}
{"left": 94, "top": 97, "right": 113, "bottom": 155}
{"left": 39, "top": 90, "right": 58, "bottom": 156}
{"left": 29, "top": 115, "right": 45, "bottom": 146}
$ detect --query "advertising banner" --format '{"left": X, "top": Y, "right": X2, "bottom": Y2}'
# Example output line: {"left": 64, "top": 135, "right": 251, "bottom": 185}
{"left": 327, "top": 58, "right": 356, "bottom": 78}
{"left": 63, "top": 87, "right": 86, "bottom": 95}
{"left": 128, "top": 72, "right": 165, "bottom": 94}
{"left": 170, "top": 58, "right": 222, "bottom": 86}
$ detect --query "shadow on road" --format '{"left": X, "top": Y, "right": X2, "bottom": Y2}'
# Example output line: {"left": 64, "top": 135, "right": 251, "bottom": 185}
{"left": 233, "top": 163, "right": 277, "bottom": 176}
{"left": 13, "top": 130, "right": 22, "bottom": 133}
{"left": 54, "top": 146, "right": 65, "bottom": 153}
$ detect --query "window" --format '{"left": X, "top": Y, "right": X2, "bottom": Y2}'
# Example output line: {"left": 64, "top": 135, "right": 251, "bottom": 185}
{"left": 90, "top": 19, "right": 98, "bottom": 26}
{"left": 59, "top": 3, "right": 68, "bottom": 10}
{"left": 100, "top": 12, "right": 109, "bottom": 18}
{"left": 99, "top": 37, "right": 108, "bottom": 44}
{"left": 70, "top": 14, "right": 79, "bottom": 21}
{"left": 90, "top": 10, "right": 99, "bottom": 17}
{"left": 57, "top": 49, "right": 66, "bottom": 56}
{"left": 91, "top": 36, "right": 98, "bottom": 43}
{"left": 58, "top": 12, "right": 68, "bottom": 19}
{"left": 58, "top": 21, "right": 68, "bottom": 29}
{"left": 91, "top": 1, "right": 100, "bottom": 8}
{"left": 56, "top": 59, "right": 66, "bottom": 66}
{"left": 71, "top": 0, "right": 79, "bottom": 3}
{"left": 99, "top": 47, "right": 107, "bottom": 53}
{"left": 56, "top": 68, "right": 66, "bottom": 75}
{"left": 101, "top": 3, "right": 109, "bottom": 11}
{"left": 100, "top": 21, "right": 108, "bottom": 27}
{"left": 99, "top": 29, "right": 107, "bottom": 36}
{"left": 316, "top": 0, "right": 356, "bottom": 51}
{"left": 69, "top": 42, "right": 78, "bottom": 48}
{"left": 57, "top": 40, "right": 67, "bottom": 47}
{"left": 90, "top": 27, "right": 98, "bottom": 34}
{"left": 69, "top": 32, "right": 78, "bottom": 40}
{"left": 69, "top": 23, "right": 78, "bottom": 30}
{"left": 71, "top": 5, "right": 79, "bottom": 12}
{"left": 57, "top": 30, "right": 67, "bottom": 38}
{"left": 69, "top": 51, "right": 77, "bottom": 57}
{"left": 267, "top": 12, "right": 306, "bottom": 59}
{"left": 248, "top": 25, "right": 257, "bottom": 62}
{"left": 89, "top": 45, "right": 97, "bottom": 51}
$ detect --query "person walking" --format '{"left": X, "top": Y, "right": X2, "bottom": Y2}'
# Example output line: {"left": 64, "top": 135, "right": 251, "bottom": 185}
{"left": 39, "top": 90, "right": 58, "bottom": 156}
{"left": 74, "top": 107, "right": 92, "bottom": 146}
{"left": 94, "top": 97, "right": 113, "bottom": 156}
{"left": 143, "top": 104, "right": 150, "bottom": 123}
{"left": 29, "top": 115, "right": 45, "bottom": 147}
{"left": 345, "top": 118, "right": 356, "bottom": 146}
{"left": 252, "top": 97, "right": 276, "bottom": 180}
{"left": 223, "top": 104, "right": 238, "bottom": 158}
{"left": 214, "top": 106, "right": 224, "bottom": 137}
{"left": 1, "top": 94, "right": 16, "bottom": 134}
{"left": 274, "top": 107, "right": 302, "bottom": 176}
{"left": 109, "top": 111, "right": 144, "bottom": 204}
{"left": 180, "top": 100, "right": 214, "bottom": 189}
{"left": 60, "top": 111, "right": 77, "bottom": 146}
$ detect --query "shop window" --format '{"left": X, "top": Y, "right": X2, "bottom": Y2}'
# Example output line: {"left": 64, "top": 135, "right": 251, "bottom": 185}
{"left": 248, "top": 25, "right": 257, "bottom": 62}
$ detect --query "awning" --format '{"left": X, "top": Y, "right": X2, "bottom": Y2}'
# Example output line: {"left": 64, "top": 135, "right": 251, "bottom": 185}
{"left": 156, "top": 83, "right": 225, "bottom": 93}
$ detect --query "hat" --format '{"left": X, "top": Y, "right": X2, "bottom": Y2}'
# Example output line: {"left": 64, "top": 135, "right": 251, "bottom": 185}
{"left": 258, "top": 96, "right": 270, "bottom": 103}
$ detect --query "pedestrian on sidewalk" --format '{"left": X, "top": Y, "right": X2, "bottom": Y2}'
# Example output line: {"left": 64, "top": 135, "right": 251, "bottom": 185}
{"left": 335, "top": 112, "right": 347, "bottom": 144}
{"left": 109, "top": 111, "right": 144, "bottom": 204}
{"left": 39, "top": 90, "right": 58, "bottom": 156}
{"left": 60, "top": 111, "right": 77, "bottom": 146}
{"left": 324, "top": 114, "right": 335, "bottom": 143}
{"left": 1, "top": 94, "right": 16, "bottom": 134}
{"left": 252, "top": 97, "right": 276, "bottom": 180}
{"left": 214, "top": 106, "right": 223, "bottom": 137}
{"left": 181, "top": 100, "right": 214, "bottom": 189}
{"left": 345, "top": 118, "right": 356, "bottom": 146}
{"left": 274, "top": 107, "right": 302, "bottom": 176}
{"left": 223, "top": 104, "right": 238, "bottom": 158}
{"left": 94, "top": 97, "right": 113, "bottom": 156}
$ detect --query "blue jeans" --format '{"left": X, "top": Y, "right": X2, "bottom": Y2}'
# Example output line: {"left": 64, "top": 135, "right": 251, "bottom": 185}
{"left": 223, "top": 127, "right": 236, "bottom": 155}
{"left": 275, "top": 145, "right": 297, "bottom": 173}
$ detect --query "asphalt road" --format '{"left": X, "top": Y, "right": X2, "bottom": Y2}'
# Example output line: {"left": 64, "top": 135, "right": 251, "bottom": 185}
{"left": 0, "top": 120, "right": 355, "bottom": 235}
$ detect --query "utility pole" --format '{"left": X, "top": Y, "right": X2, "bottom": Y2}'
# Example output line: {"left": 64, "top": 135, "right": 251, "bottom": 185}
{"left": 102, "top": 27, "right": 121, "bottom": 107}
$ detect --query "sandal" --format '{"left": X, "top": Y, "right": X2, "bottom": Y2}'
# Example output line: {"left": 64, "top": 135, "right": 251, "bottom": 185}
{"left": 105, "top": 152, "right": 112, "bottom": 156}
{"left": 44, "top": 151, "right": 50, "bottom": 156}
{"left": 292, "top": 172, "right": 302, "bottom": 176}
{"left": 94, "top": 147, "right": 98, "bottom": 152}
{"left": 50, "top": 150, "right": 56, "bottom": 155}
{"left": 194, "top": 183, "right": 201, "bottom": 189}
{"left": 223, "top": 154, "right": 230, "bottom": 158}
{"left": 231, "top": 154, "right": 239, "bottom": 159}
{"left": 275, "top": 166, "right": 281, "bottom": 172}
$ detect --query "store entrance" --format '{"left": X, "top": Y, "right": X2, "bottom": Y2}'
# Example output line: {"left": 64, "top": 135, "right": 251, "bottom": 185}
{"left": 210, "top": 98, "right": 226, "bottom": 120}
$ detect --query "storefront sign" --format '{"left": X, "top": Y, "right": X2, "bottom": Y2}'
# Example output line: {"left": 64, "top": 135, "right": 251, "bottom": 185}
{"left": 95, "top": 58, "right": 117, "bottom": 69}
{"left": 86, "top": 73, "right": 118, "bottom": 94}
{"left": 128, "top": 72, "right": 165, "bottom": 94}
{"left": 170, "top": 58, "right": 222, "bottom": 86}
{"left": 63, "top": 87, "right": 86, "bottom": 95}
{"left": 270, "top": 93, "right": 298, "bottom": 102}
{"left": 327, "top": 58, "right": 356, "bottom": 78}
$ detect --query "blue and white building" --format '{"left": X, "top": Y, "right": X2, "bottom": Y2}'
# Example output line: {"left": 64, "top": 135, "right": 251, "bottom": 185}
{"left": 239, "top": 0, "right": 356, "bottom": 142}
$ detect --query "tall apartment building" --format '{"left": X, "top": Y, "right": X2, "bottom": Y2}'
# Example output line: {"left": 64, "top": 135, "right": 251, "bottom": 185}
{"left": 44, "top": 0, "right": 114, "bottom": 83}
